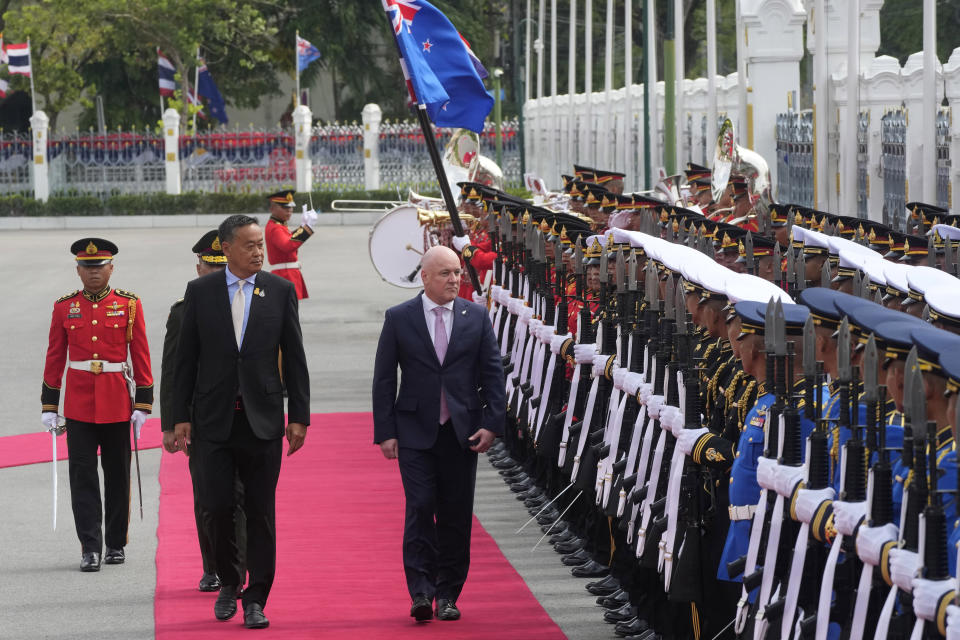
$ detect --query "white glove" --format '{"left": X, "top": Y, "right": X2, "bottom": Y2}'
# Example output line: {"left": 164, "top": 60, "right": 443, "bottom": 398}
{"left": 793, "top": 487, "right": 835, "bottom": 524}
{"left": 856, "top": 523, "right": 899, "bottom": 566}
{"left": 130, "top": 410, "right": 149, "bottom": 440}
{"left": 677, "top": 427, "right": 710, "bottom": 456}
{"left": 659, "top": 406, "right": 684, "bottom": 435}
{"left": 490, "top": 285, "right": 503, "bottom": 304}
{"left": 612, "top": 367, "right": 628, "bottom": 391}
{"left": 41, "top": 412, "right": 59, "bottom": 432}
{"left": 756, "top": 456, "right": 778, "bottom": 491}
{"left": 946, "top": 604, "right": 960, "bottom": 640}
{"left": 636, "top": 383, "right": 653, "bottom": 404}
{"left": 773, "top": 464, "right": 806, "bottom": 499}
{"left": 912, "top": 577, "right": 955, "bottom": 622}
{"left": 519, "top": 306, "right": 535, "bottom": 323}
{"left": 592, "top": 354, "right": 613, "bottom": 378}
{"left": 528, "top": 318, "right": 544, "bottom": 341}
{"left": 507, "top": 298, "right": 523, "bottom": 316}
{"left": 889, "top": 548, "right": 919, "bottom": 593}
{"left": 574, "top": 343, "right": 599, "bottom": 364}
{"left": 472, "top": 292, "right": 485, "bottom": 305}
{"left": 550, "top": 333, "right": 572, "bottom": 355}
{"left": 451, "top": 234, "right": 471, "bottom": 252}
{"left": 623, "top": 372, "right": 644, "bottom": 396}
{"left": 832, "top": 500, "right": 867, "bottom": 537}
{"left": 301, "top": 207, "right": 319, "bottom": 229}
{"left": 646, "top": 394, "right": 665, "bottom": 419}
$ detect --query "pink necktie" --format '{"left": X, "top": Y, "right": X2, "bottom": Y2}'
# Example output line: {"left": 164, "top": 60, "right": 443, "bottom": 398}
{"left": 433, "top": 307, "right": 450, "bottom": 424}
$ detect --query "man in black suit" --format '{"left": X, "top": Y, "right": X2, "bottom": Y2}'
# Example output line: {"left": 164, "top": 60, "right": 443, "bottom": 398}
{"left": 372, "top": 245, "right": 505, "bottom": 622}
{"left": 160, "top": 229, "right": 245, "bottom": 594}
{"left": 172, "top": 214, "right": 310, "bottom": 630}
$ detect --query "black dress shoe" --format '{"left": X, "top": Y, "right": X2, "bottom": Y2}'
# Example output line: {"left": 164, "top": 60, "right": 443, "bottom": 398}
{"left": 198, "top": 572, "right": 221, "bottom": 592}
{"left": 410, "top": 594, "right": 433, "bottom": 621}
{"left": 599, "top": 588, "right": 630, "bottom": 609}
{"left": 435, "top": 598, "right": 461, "bottom": 621}
{"left": 542, "top": 521, "right": 568, "bottom": 535}
{"left": 571, "top": 559, "right": 609, "bottom": 578}
{"left": 80, "top": 551, "right": 101, "bottom": 572}
{"left": 510, "top": 480, "right": 534, "bottom": 493}
{"left": 550, "top": 528, "right": 578, "bottom": 545}
{"left": 536, "top": 509, "right": 560, "bottom": 525}
{"left": 104, "top": 547, "right": 125, "bottom": 565}
{"left": 553, "top": 539, "right": 585, "bottom": 554}
{"left": 214, "top": 586, "right": 239, "bottom": 620}
{"left": 561, "top": 549, "right": 592, "bottom": 566}
{"left": 491, "top": 458, "right": 517, "bottom": 470}
{"left": 243, "top": 603, "right": 269, "bottom": 629}
{"left": 585, "top": 574, "right": 620, "bottom": 595}
{"left": 615, "top": 617, "right": 650, "bottom": 637}
{"left": 604, "top": 603, "right": 638, "bottom": 623}
{"left": 524, "top": 496, "right": 549, "bottom": 509}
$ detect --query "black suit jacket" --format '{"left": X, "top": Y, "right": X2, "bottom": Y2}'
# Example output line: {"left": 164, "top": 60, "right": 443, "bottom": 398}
{"left": 372, "top": 293, "right": 505, "bottom": 450}
{"left": 173, "top": 269, "right": 310, "bottom": 441}
{"left": 159, "top": 299, "right": 184, "bottom": 432}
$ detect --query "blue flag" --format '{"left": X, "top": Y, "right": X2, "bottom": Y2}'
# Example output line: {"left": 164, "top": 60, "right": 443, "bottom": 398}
{"left": 297, "top": 35, "right": 322, "bottom": 72}
{"left": 383, "top": 0, "right": 493, "bottom": 133}
{"left": 197, "top": 64, "right": 228, "bottom": 124}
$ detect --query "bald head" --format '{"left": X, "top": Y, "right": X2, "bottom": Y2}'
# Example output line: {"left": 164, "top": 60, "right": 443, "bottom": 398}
{"left": 422, "top": 245, "right": 462, "bottom": 305}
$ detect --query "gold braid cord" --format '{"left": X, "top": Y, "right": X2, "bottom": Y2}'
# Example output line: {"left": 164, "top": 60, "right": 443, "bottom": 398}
{"left": 127, "top": 298, "right": 136, "bottom": 342}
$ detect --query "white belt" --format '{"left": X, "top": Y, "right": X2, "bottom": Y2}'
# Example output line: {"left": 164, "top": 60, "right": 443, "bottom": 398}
{"left": 728, "top": 504, "right": 757, "bottom": 521}
{"left": 271, "top": 261, "right": 301, "bottom": 270}
{"left": 68, "top": 360, "right": 125, "bottom": 374}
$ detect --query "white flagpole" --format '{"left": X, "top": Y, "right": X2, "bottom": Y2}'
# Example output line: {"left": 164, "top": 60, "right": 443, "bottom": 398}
{"left": 584, "top": 0, "right": 593, "bottom": 163}
{"left": 706, "top": 0, "right": 717, "bottom": 163}
{"left": 295, "top": 30, "right": 301, "bottom": 107}
{"left": 922, "top": 0, "right": 937, "bottom": 203}
{"left": 192, "top": 46, "right": 200, "bottom": 132}
{"left": 624, "top": 0, "right": 633, "bottom": 187}
{"left": 603, "top": 0, "right": 613, "bottom": 168}
{"left": 674, "top": 0, "right": 684, "bottom": 168}
{"left": 28, "top": 37, "right": 36, "bottom": 114}
{"left": 567, "top": 0, "right": 576, "bottom": 171}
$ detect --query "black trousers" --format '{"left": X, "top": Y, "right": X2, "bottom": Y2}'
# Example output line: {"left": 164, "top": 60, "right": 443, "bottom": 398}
{"left": 65, "top": 420, "right": 131, "bottom": 554}
{"left": 187, "top": 443, "right": 247, "bottom": 578}
{"left": 398, "top": 424, "right": 478, "bottom": 602}
{"left": 194, "top": 408, "right": 281, "bottom": 609}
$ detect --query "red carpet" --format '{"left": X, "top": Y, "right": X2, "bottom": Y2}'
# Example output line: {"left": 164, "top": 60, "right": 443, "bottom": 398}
{"left": 154, "top": 412, "right": 565, "bottom": 639}
{"left": 0, "top": 418, "right": 163, "bottom": 469}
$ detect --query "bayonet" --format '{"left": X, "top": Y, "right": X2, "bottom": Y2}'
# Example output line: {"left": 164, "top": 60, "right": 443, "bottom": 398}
{"left": 851, "top": 271, "right": 862, "bottom": 297}
{"left": 863, "top": 334, "right": 878, "bottom": 404}
{"left": 838, "top": 318, "right": 852, "bottom": 384}
{"left": 820, "top": 258, "right": 831, "bottom": 289}
{"left": 615, "top": 249, "right": 626, "bottom": 293}
{"left": 574, "top": 238, "right": 584, "bottom": 276}
{"left": 599, "top": 241, "right": 609, "bottom": 284}
{"left": 764, "top": 296, "right": 777, "bottom": 355}
{"left": 786, "top": 246, "right": 796, "bottom": 289}
{"left": 675, "top": 278, "right": 686, "bottom": 332}
{"left": 745, "top": 231, "right": 756, "bottom": 273}
{"left": 774, "top": 298, "right": 787, "bottom": 357}
{"left": 663, "top": 272, "right": 675, "bottom": 319}
{"left": 773, "top": 242, "right": 783, "bottom": 287}
{"left": 908, "top": 347, "right": 925, "bottom": 429}
{"left": 803, "top": 315, "right": 816, "bottom": 420}
{"left": 795, "top": 249, "right": 806, "bottom": 291}
{"left": 928, "top": 234, "right": 937, "bottom": 268}
{"left": 627, "top": 251, "right": 638, "bottom": 292}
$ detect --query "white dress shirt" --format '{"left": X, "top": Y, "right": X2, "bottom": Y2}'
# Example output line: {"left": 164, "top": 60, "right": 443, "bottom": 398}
{"left": 422, "top": 293, "right": 454, "bottom": 346}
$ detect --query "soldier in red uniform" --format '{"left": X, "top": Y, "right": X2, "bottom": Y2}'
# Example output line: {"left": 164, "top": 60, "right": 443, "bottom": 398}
{"left": 264, "top": 190, "right": 317, "bottom": 299}
{"left": 41, "top": 238, "right": 153, "bottom": 572}
{"left": 452, "top": 192, "right": 497, "bottom": 301}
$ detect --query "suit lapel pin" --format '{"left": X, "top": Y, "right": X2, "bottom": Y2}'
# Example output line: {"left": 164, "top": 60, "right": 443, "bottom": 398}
{"left": 254, "top": 287, "right": 265, "bottom": 297}
{"left": 461, "top": 307, "right": 467, "bottom": 315}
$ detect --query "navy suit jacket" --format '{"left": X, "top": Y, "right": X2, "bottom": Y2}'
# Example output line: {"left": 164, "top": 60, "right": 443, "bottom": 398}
{"left": 372, "top": 292, "right": 505, "bottom": 450}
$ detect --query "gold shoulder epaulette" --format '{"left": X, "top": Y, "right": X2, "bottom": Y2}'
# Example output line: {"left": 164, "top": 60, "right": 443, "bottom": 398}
{"left": 172, "top": 297, "right": 184, "bottom": 307}
{"left": 113, "top": 288, "right": 139, "bottom": 300}
{"left": 56, "top": 290, "right": 80, "bottom": 303}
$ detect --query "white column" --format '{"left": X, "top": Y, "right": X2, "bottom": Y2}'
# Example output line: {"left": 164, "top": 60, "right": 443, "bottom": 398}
{"left": 550, "top": 0, "right": 558, "bottom": 186}
{"left": 902, "top": 52, "right": 943, "bottom": 209}
{"left": 944, "top": 48, "right": 960, "bottom": 213}
{"left": 843, "top": 0, "right": 860, "bottom": 215}
{"left": 162, "top": 108, "right": 181, "bottom": 196}
{"left": 624, "top": 0, "right": 633, "bottom": 187}
{"left": 29, "top": 110, "right": 49, "bottom": 202}
{"left": 735, "top": 0, "right": 748, "bottom": 145}
{"left": 294, "top": 104, "right": 313, "bottom": 193}
{"left": 568, "top": 0, "right": 577, "bottom": 171}
{"left": 813, "top": 0, "right": 828, "bottom": 208}
{"left": 922, "top": 0, "right": 937, "bottom": 203}
{"left": 741, "top": 0, "right": 806, "bottom": 190}
{"left": 362, "top": 103, "right": 381, "bottom": 191}
{"left": 860, "top": 56, "right": 902, "bottom": 222}
{"left": 525, "top": 0, "right": 532, "bottom": 102}
{"left": 584, "top": 0, "right": 593, "bottom": 163}
{"left": 603, "top": 0, "right": 613, "bottom": 169}
{"left": 706, "top": 0, "right": 718, "bottom": 161}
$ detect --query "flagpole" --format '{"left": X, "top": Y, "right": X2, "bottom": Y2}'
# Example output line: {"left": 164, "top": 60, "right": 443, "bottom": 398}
{"left": 295, "top": 30, "right": 300, "bottom": 107}
{"left": 414, "top": 104, "right": 483, "bottom": 294}
{"left": 192, "top": 46, "right": 200, "bottom": 132}
{"left": 27, "top": 37, "right": 35, "bottom": 114}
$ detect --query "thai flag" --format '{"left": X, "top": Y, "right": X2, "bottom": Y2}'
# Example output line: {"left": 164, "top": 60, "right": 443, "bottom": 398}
{"left": 0, "top": 78, "right": 7, "bottom": 98}
{"left": 157, "top": 49, "right": 176, "bottom": 97}
{"left": 7, "top": 42, "right": 30, "bottom": 76}
{"left": 382, "top": 0, "right": 493, "bottom": 133}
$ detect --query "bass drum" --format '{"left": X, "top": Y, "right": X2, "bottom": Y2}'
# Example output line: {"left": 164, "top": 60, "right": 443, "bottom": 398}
{"left": 369, "top": 204, "right": 426, "bottom": 289}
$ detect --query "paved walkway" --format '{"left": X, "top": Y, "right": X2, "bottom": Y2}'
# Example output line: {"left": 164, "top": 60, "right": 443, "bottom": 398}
{"left": 0, "top": 225, "right": 602, "bottom": 639}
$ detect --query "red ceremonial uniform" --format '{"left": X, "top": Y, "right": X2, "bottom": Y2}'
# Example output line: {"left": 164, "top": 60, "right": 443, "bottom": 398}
{"left": 457, "top": 228, "right": 497, "bottom": 300}
{"left": 42, "top": 287, "right": 154, "bottom": 423}
{"left": 265, "top": 216, "right": 313, "bottom": 299}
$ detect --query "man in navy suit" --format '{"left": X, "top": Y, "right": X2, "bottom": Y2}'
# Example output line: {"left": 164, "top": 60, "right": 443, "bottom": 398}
{"left": 372, "top": 245, "right": 505, "bottom": 622}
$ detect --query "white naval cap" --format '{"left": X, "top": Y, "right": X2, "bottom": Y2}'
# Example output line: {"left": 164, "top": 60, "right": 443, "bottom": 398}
{"left": 925, "top": 283, "right": 960, "bottom": 327}
{"left": 723, "top": 272, "right": 793, "bottom": 306}
{"left": 861, "top": 256, "right": 889, "bottom": 289}
{"left": 682, "top": 256, "right": 731, "bottom": 297}
{"left": 929, "top": 223, "right": 960, "bottom": 243}
{"left": 904, "top": 265, "right": 959, "bottom": 307}
{"left": 800, "top": 227, "right": 831, "bottom": 254}
{"left": 882, "top": 260, "right": 912, "bottom": 295}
